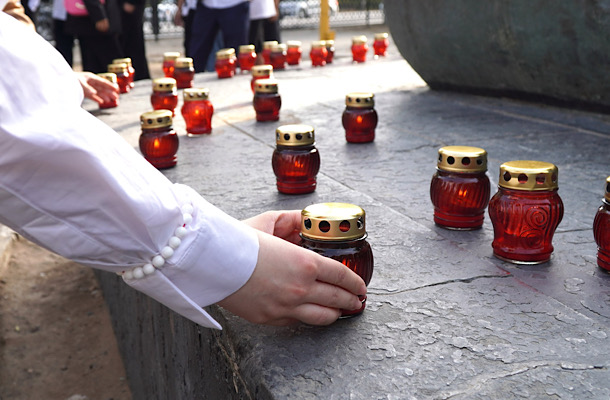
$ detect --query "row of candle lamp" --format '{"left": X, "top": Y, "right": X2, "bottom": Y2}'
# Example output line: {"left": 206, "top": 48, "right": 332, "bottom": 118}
{"left": 429, "top": 146, "right": 610, "bottom": 272}
{"left": 160, "top": 33, "right": 390, "bottom": 83}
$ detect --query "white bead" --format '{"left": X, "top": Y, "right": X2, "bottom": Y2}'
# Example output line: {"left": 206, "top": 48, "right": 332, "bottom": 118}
{"left": 181, "top": 204, "right": 194, "bottom": 215}
{"left": 183, "top": 213, "right": 193, "bottom": 225}
{"left": 123, "top": 270, "right": 134, "bottom": 280}
{"left": 143, "top": 263, "right": 156, "bottom": 275}
{"left": 133, "top": 267, "right": 144, "bottom": 279}
{"left": 168, "top": 236, "right": 181, "bottom": 249}
{"left": 161, "top": 246, "right": 174, "bottom": 258}
{"left": 175, "top": 226, "right": 187, "bottom": 238}
{"left": 152, "top": 255, "right": 165, "bottom": 268}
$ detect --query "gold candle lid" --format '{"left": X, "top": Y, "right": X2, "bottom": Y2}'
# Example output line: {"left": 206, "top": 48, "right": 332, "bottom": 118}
{"left": 239, "top": 44, "right": 255, "bottom": 53}
{"left": 271, "top": 43, "right": 287, "bottom": 52}
{"left": 163, "top": 52, "right": 181, "bottom": 61}
{"left": 175, "top": 57, "right": 193, "bottom": 68}
{"left": 498, "top": 160, "right": 559, "bottom": 191}
{"left": 311, "top": 40, "right": 326, "bottom": 49}
{"left": 352, "top": 35, "right": 368, "bottom": 44}
{"left": 183, "top": 88, "right": 209, "bottom": 101}
{"left": 287, "top": 40, "right": 302, "bottom": 48}
{"left": 437, "top": 146, "right": 487, "bottom": 173}
{"left": 263, "top": 40, "right": 278, "bottom": 50}
{"left": 276, "top": 124, "right": 315, "bottom": 146}
{"left": 345, "top": 92, "right": 375, "bottom": 108}
{"left": 325, "top": 39, "right": 335, "bottom": 47}
{"left": 251, "top": 64, "right": 273, "bottom": 77}
{"left": 113, "top": 57, "right": 132, "bottom": 67}
{"left": 140, "top": 110, "right": 173, "bottom": 129}
{"left": 108, "top": 63, "right": 128, "bottom": 73}
{"left": 254, "top": 78, "right": 278, "bottom": 93}
{"left": 97, "top": 72, "right": 117, "bottom": 84}
{"left": 604, "top": 176, "right": 610, "bottom": 202}
{"left": 301, "top": 203, "right": 367, "bottom": 241}
{"left": 152, "top": 77, "right": 177, "bottom": 92}
{"left": 216, "top": 48, "right": 236, "bottom": 60}
{"left": 374, "top": 32, "right": 389, "bottom": 40}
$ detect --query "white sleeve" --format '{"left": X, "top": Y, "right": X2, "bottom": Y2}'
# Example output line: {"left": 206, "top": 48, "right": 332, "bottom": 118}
{"left": 0, "top": 14, "right": 259, "bottom": 329}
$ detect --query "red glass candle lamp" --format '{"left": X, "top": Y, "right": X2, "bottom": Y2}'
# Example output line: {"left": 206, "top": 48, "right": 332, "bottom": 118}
{"left": 96, "top": 73, "right": 119, "bottom": 109}
{"left": 325, "top": 39, "right": 335, "bottom": 64}
{"left": 270, "top": 43, "right": 287, "bottom": 70}
{"left": 181, "top": 88, "right": 214, "bottom": 136}
{"left": 310, "top": 40, "right": 328, "bottom": 67}
{"left": 593, "top": 176, "right": 610, "bottom": 271}
{"left": 272, "top": 124, "right": 320, "bottom": 194}
{"left": 299, "top": 203, "right": 374, "bottom": 318}
{"left": 342, "top": 92, "right": 378, "bottom": 143}
{"left": 113, "top": 57, "right": 135, "bottom": 88}
{"left": 286, "top": 41, "right": 302, "bottom": 65}
{"left": 174, "top": 57, "right": 195, "bottom": 89}
{"left": 150, "top": 77, "right": 178, "bottom": 116}
{"left": 262, "top": 41, "right": 278, "bottom": 65}
{"left": 253, "top": 79, "right": 281, "bottom": 122}
{"left": 238, "top": 44, "right": 257, "bottom": 72}
{"left": 430, "top": 146, "right": 490, "bottom": 230}
{"left": 373, "top": 33, "right": 389, "bottom": 57}
{"left": 215, "top": 48, "right": 236, "bottom": 79}
{"left": 107, "top": 63, "right": 130, "bottom": 94}
{"left": 489, "top": 161, "right": 564, "bottom": 264}
{"left": 250, "top": 64, "right": 273, "bottom": 92}
{"left": 162, "top": 52, "right": 181, "bottom": 78}
{"left": 139, "top": 110, "right": 179, "bottom": 169}
{"left": 351, "top": 35, "right": 368, "bottom": 63}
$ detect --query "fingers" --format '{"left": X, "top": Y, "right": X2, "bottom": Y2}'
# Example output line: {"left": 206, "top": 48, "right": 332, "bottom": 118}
{"left": 315, "top": 255, "right": 367, "bottom": 298}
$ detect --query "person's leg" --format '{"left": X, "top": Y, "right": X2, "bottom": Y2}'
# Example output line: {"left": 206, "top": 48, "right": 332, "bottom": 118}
{"left": 189, "top": 3, "right": 219, "bottom": 73}
{"left": 120, "top": 4, "right": 150, "bottom": 80}
{"left": 184, "top": 9, "right": 195, "bottom": 57}
{"left": 217, "top": 1, "right": 249, "bottom": 52}
{"left": 248, "top": 19, "right": 263, "bottom": 52}
{"left": 53, "top": 18, "right": 74, "bottom": 66}
{"left": 262, "top": 18, "right": 280, "bottom": 44}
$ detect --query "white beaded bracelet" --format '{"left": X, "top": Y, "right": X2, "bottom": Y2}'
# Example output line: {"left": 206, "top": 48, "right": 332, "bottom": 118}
{"left": 120, "top": 203, "right": 193, "bottom": 281}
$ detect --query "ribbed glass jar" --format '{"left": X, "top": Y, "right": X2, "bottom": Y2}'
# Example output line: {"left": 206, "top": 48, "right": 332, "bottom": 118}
{"left": 108, "top": 63, "right": 130, "bottom": 94}
{"left": 181, "top": 88, "right": 214, "bottom": 136}
{"left": 272, "top": 124, "right": 320, "bottom": 194}
{"left": 488, "top": 160, "right": 564, "bottom": 264}
{"left": 351, "top": 35, "right": 368, "bottom": 63}
{"left": 150, "top": 77, "right": 178, "bottom": 116}
{"left": 96, "top": 72, "right": 119, "bottom": 109}
{"left": 215, "top": 48, "right": 236, "bottom": 79}
{"left": 310, "top": 40, "right": 328, "bottom": 67}
{"left": 174, "top": 57, "right": 195, "bottom": 89}
{"left": 139, "top": 110, "right": 179, "bottom": 169}
{"left": 593, "top": 176, "right": 610, "bottom": 271}
{"left": 342, "top": 92, "right": 378, "bottom": 143}
{"left": 238, "top": 44, "right": 257, "bottom": 72}
{"left": 299, "top": 203, "right": 374, "bottom": 318}
{"left": 430, "top": 146, "right": 490, "bottom": 230}
{"left": 253, "top": 79, "right": 281, "bottom": 122}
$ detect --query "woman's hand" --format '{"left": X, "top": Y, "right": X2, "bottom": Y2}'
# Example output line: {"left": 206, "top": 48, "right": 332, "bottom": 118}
{"left": 217, "top": 211, "right": 367, "bottom": 326}
{"left": 76, "top": 71, "right": 119, "bottom": 105}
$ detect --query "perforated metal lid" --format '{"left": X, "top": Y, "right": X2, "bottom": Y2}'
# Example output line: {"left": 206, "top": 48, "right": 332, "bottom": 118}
{"left": 175, "top": 57, "right": 193, "bottom": 68}
{"left": 276, "top": 125, "right": 315, "bottom": 147}
{"left": 152, "top": 77, "right": 177, "bottom": 92}
{"left": 183, "top": 88, "right": 209, "bottom": 101}
{"left": 498, "top": 160, "right": 559, "bottom": 191}
{"left": 215, "top": 48, "right": 235, "bottom": 60}
{"left": 301, "top": 203, "right": 366, "bottom": 241}
{"left": 352, "top": 35, "right": 368, "bottom": 44}
{"left": 113, "top": 57, "right": 132, "bottom": 67}
{"left": 251, "top": 65, "right": 273, "bottom": 77}
{"left": 239, "top": 44, "right": 255, "bottom": 53}
{"left": 140, "top": 110, "right": 173, "bottom": 129}
{"left": 374, "top": 32, "right": 389, "bottom": 41}
{"left": 345, "top": 92, "right": 374, "bottom": 108}
{"left": 163, "top": 52, "right": 181, "bottom": 61}
{"left": 605, "top": 176, "right": 610, "bottom": 202}
{"left": 254, "top": 78, "right": 278, "bottom": 93}
{"left": 437, "top": 146, "right": 487, "bottom": 173}
{"left": 108, "top": 63, "right": 127, "bottom": 73}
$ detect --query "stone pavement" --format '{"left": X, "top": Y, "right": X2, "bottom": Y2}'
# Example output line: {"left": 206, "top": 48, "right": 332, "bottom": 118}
{"left": 89, "top": 27, "right": 610, "bottom": 399}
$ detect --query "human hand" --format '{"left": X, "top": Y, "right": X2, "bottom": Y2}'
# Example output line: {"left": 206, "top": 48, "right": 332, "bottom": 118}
{"left": 174, "top": 11, "right": 183, "bottom": 26}
{"left": 76, "top": 71, "right": 119, "bottom": 105}
{"left": 242, "top": 210, "right": 302, "bottom": 244}
{"left": 95, "top": 18, "right": 109, "bottom": 32}
{"left": 217, "top": 212, "right": 367, "bottom": 326}
{"left": 123, "top": 2, "right": 135, "bottom": 13}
